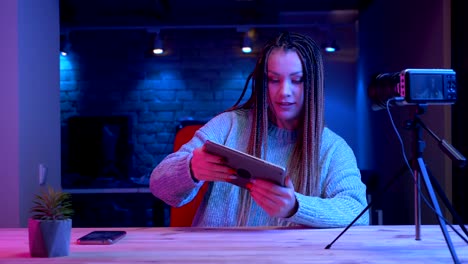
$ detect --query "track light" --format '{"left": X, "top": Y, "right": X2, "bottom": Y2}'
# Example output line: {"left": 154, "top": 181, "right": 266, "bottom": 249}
{"left": 240, "top": 29, "right": 254, "bottom": 54}
{"left": 322, "top": 40, "right": 340, "bottom": 53}
{"left": 60, "top": 34, "right": 70, "bottom": 56}
{"left": 152, "top": 32, "right": 164, "bottom": 55}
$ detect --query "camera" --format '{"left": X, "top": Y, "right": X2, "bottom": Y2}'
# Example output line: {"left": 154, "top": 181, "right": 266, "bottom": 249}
{"left": 368, "top": 69, "right": 457, "bottom": 110}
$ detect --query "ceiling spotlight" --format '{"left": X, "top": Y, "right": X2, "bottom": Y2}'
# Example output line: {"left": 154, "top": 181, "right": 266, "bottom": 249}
{"left": 241, "top": 32, "right": 253, "bottom": 54}
{"left": 322, "top": 40, "right": 340, "bottom": 53}
{"left": 152, "top": 32, "right": 164, "bottom": 55}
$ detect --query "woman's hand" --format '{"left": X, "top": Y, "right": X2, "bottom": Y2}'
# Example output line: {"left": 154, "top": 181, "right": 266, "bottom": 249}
{"left": 248, "top": 176, "right": 298, "bottom": 218}
{"left": 190, "top": 146, "right": 237, "bottom": 182}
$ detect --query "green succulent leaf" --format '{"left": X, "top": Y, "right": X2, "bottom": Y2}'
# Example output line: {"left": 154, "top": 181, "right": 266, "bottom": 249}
{"left": 30, "top": 186, "right": 74, "bottom": 220}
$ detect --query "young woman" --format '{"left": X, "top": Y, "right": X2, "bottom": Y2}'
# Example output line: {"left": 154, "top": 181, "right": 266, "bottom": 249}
{"left": 150, "top": 32, "right": 369, "bottom": 227}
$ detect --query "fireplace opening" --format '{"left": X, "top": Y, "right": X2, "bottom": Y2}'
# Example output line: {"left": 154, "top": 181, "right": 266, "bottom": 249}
{"left": 62, "top": 115, "right": 136, "bottom": 188}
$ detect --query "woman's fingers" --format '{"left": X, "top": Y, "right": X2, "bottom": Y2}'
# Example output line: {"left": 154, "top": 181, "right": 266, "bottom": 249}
{"left": 191, "top": 147, "right": 237, "bottom": 182}
{"left": 250, "top": 188, "right": 277, "bottom": 213}
{"left": 249, "top": 177, "right": 297, "bottom": 217}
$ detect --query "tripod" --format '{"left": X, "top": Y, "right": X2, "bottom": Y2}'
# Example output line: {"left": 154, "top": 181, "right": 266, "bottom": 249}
{"left": 326, "top": 104, "right": 466, "bottom": 264}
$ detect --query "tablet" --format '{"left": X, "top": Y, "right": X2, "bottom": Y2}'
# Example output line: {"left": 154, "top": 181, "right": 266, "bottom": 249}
{"left": 203, "top": 140, "right": 286, "bottom": 187}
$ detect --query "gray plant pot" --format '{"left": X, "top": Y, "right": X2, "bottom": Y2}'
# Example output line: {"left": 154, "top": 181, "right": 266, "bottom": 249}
{"left": 28, "top": 218, "right": 72, "bottom": 257}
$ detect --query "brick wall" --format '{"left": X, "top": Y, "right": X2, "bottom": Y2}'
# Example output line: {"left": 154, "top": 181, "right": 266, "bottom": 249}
{"left": 60, "top": 28, "right": 269, "bottom": 184}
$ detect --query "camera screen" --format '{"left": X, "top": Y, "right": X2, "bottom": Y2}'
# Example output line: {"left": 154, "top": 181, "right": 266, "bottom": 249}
{"left": 409, "top": 74, "right": 444, "bottom": 100}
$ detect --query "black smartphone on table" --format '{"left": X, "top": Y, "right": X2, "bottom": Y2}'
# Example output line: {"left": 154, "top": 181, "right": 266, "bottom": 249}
{"left": 76, "top": 231, "right": 127, "bottom": 245}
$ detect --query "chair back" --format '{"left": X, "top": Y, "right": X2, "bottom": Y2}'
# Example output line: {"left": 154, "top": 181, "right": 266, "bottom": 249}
{"left": 170, "top": 124, "right": 208, "bottom": 227}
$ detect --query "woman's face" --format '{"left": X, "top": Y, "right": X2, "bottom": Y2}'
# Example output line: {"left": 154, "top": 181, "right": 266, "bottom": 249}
{"left": 267, "top": 48, "right": 305, "bottom": 130}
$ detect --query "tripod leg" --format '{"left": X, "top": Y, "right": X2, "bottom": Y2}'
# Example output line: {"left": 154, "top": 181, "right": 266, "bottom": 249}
{"left": 427, "top": 167, "right": 468, "bottom": 237}
{"left": 325, "top": 166, "right": 406, "bottom": 249}
{"left": 414, "top": 166, "right": 421, "bottom": 240}
{"left": 417, "top": 157, "right": 460, "bottom": 264}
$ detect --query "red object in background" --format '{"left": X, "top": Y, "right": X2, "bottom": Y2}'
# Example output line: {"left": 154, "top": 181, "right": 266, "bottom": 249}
{"left": 170, "top": 124, "right": 208, "bottom": 227}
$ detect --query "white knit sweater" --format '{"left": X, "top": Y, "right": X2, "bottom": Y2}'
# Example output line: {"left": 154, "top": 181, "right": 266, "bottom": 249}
{"left": 150, "top": 109, "right": 369, "bottom": 227}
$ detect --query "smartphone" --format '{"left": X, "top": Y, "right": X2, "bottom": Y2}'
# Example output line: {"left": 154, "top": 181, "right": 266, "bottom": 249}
{"left": 76, "top": 231, "right": 127, "bottom": 245}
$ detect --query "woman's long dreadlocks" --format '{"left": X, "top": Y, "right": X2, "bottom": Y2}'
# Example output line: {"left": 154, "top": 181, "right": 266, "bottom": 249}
{"left": 228, "top": 32, "right": 325, "bottom": 226}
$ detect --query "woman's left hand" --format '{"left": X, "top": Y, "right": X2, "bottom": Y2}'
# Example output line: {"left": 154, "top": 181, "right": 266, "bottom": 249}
{"left": 248, "top": 176, "right": 298, "bottom": 218}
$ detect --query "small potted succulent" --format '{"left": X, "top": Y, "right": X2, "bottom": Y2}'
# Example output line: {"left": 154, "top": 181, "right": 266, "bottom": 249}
{"left": 28, "top": 186, "right": 73, "bottom": 257}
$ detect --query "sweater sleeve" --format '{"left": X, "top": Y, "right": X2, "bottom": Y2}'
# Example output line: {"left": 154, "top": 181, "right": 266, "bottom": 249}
{"left": 149, "top": 130, "right": 206, "bottom": 207}
{"left": 286, "top": 133, "right": 369, "bottom": 228}
{"left": 149, "top": 111, "right": 237, "bottom": 207}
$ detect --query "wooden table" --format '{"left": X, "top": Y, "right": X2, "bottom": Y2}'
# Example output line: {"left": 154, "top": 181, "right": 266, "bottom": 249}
{"left": 0, "top": 225, "right": 466, "bottom": 263}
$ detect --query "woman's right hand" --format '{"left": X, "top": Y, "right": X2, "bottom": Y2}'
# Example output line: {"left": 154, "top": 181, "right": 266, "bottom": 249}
{"left": 190, "top": 146, "right": 237, "bottom": 182}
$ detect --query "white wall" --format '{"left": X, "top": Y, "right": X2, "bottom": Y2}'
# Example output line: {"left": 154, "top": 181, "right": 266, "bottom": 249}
{"left": 0, "top": 0, "right": 20, "bottom": 227}
{"left": 325, "top": 60, "right": 358, "bottom": 153}
{"left": 0, "top": 0, "right": 60, "bottom": 227}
